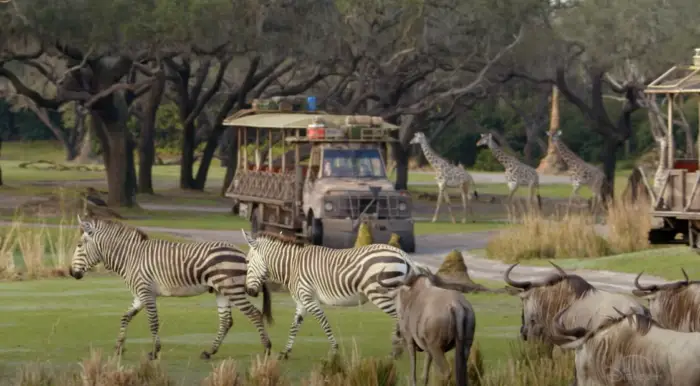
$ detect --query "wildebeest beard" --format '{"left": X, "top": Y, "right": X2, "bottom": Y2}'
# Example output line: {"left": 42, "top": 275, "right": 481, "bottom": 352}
{"left": 526, "top": 277, "right": 596, "bottom": 341}
{"left": 652, "top": 287, "right": 700, "bottom": 332}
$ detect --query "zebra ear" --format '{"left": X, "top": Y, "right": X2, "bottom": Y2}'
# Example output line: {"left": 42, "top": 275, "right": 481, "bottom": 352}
{"left": 77, "top": 215, "right": 94, "bottom": 236}
{"left": 241, "top": 229, "right": 257, "bottom": 249}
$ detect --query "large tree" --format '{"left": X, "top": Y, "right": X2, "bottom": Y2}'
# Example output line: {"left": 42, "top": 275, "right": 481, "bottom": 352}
{"left": 503, "top": 0, "right": 700, "bottom": 196}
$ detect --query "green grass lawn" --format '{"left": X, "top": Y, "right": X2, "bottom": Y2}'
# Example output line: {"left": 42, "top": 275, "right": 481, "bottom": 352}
{"left": 495, "top": 246, "right": 700, "bottom": 281}
{"left": 0, "top": 277, "right": 521, "bottom": 384}
{"left": 0, "top": 209, "right": 506, "bottom": 236}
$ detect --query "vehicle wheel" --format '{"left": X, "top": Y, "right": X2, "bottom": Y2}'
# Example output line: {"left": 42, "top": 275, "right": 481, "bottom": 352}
{"left": 400, "top": 233, "right": 416, "bottom": 253}
{"left": 307, "top": 218, "right": 323, "bottom": 245}
{"left": 648, "top": 228, "right": 676, "bottom": 244}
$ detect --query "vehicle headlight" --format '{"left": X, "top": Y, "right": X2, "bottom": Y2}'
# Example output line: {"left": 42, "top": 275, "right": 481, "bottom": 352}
{"left": 398, "top": 202, "right": 407, "bottom": 211}
{"left": 324, "top": 202, "right": 334, "bottom": 212}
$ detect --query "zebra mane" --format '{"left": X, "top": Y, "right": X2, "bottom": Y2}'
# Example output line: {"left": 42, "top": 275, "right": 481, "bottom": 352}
{"left": 92, "top": 218, "right": 149, "bottom": 241}
{"left": 255, "top": 231, "right": 307, "bottom": 247}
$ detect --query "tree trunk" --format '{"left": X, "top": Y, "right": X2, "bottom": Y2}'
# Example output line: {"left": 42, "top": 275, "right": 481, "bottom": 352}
{"left": 193, "top": 131, "right": 222, "bottom": 190}
{"left": 126, "top": 135, "right": 138, "bottom": 199}
{"left": 0, "top": 138, "right": 4, "bottom": 186}
{"left": 220, "top": 128, "right": 238, "bottom": 197}
{"left": 104, "top": 128, "right": 131, "bottom": 207}
{"left": 180, "top": 121, "right": 196, "bottom": 189}
{"left": 600, "top": 138, "right": 621, "bottom": 200}
{"left": 75, "top": 126, "right": 95, "bottom": 164}
{"left": 137, "top": 69, "right": 164, "bottom": 195}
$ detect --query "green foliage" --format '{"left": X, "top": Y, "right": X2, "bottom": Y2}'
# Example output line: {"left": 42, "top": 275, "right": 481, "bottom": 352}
{"left": 473, "top": 149, "right": 504, "bottom": 172}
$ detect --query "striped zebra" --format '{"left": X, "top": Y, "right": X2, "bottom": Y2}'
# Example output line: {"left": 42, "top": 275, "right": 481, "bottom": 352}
{"left": 240, "top": 230, "right": 432, "bottom": 359}
{"left": 69, "top": 216, "right": 274, "bottom": 360}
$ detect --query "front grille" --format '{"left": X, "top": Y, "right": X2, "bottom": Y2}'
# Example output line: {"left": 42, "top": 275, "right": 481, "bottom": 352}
{"left": 331, "top": 195, "right": 409, "bottom": 219}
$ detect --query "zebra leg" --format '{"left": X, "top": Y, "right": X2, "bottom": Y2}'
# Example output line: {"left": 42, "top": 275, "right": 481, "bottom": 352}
{"left": 140, "top": 294, "right": 161, "bottom": 360}
{"left": 115, "top": 297, "right": 143, "bottom": 356}
{"left": 201, "top": 293, "right": 234, "bottom": 360}
{"left": 365, "top": 291, "right": 403, "bottom": 357}
{"left": 303, "top": 297, "right": 340, "bottom": 356}
{"left": 279, "top": 302, "right": 308, "bottom": 360}
{"left": 228, "top": 293, "right": 272, "bottom": 356}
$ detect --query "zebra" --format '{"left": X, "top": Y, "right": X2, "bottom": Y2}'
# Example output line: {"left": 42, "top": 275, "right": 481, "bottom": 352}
{"left": 69, "top": 216, "right": 274, "bottom": 360}
{"left": 240, "top": 229, "right": 433, "bottom": 360}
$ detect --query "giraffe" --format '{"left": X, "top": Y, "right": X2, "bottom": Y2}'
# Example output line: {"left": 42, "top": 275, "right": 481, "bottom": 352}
{"left": 475, "top": 133, "right": 542, "bottom": 211}
{"left": 548, "top": 130, "right": 609, "bottom": 213}
{"left": 653, "top": 135, "right": 669, "bottom": 194}
{"left": 410, "top": 132, "right": 478, "bottom": 224}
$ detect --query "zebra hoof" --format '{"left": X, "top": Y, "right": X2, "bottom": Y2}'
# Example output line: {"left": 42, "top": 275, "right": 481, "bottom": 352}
{"left": 200, "top": 351, "right": 212, "bottom": 360}
{"left": 147, "top": 351, "right": 159, "bottom": 361}
{"left": 114, "top": 346, "right": 126, "bottom": 356}
{"left": 277, "top": 352, "right": 289, "bottom": 360}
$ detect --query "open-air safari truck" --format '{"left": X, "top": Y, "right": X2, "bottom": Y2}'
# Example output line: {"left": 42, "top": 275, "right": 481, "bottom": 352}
{"left": 643, "top": 49, "right": 700, "bottom": 247}
{"left": 223, "top": 96, "right": 416, "bottom": 252}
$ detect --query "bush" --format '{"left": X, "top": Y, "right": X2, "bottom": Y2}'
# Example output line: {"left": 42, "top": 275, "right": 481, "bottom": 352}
{"left": 472, "top": 149, "right": 504, "bottom": 172}
{"left": 485, "top": 210, "right": 611, "bottom": 262}
{"left": 606, "top": 197, "right": 651, "bottom": 254}
{"left": 354, "top": 222, "right": 373, "bottom": 247}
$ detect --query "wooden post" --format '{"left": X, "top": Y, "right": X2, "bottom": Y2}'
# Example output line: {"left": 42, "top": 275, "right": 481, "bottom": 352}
{"left": 267, "top": 128, "right": 273, "bottom": 171}
{"left": 281, "top": 128, "right": 286, "bottom": 172}
{"left": 667, "top": 94, "right": 674, "bottom": 168}
{"left": 242, "top": 128, "right": 248, "bottom": 170}
{"left": 237, "top": 127, "right": 242, "bottom": 172}
{"left": 255, "top": 128, "right": 260, "bottom": 170}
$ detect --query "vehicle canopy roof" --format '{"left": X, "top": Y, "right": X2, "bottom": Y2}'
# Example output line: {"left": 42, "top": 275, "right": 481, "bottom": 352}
{"left": 222, "top": 111, "right": 400, "bottom": 130}
{"left": 645, "top": 49, "right": 700, "bottom": 94}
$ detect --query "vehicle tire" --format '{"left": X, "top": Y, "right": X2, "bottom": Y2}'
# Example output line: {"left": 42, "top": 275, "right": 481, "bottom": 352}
{"left": 400, "top": 233, "right": 416, "bottom": 253}
{"left": 307, "top": 218, "right": 323, "bottom": 245}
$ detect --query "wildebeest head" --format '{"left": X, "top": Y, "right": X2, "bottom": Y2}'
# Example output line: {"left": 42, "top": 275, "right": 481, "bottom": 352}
{"left": 551, "top": 305, "right": 656, "bottom": 350}
{"left": 504, "top": 262, "right": 596, "bottom": 342}
{"left": 633, "top": 269, "right": 700, "bottom": 331}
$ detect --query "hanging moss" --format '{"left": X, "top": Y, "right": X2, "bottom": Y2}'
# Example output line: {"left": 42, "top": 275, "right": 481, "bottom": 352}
{"left": 354, "top": 222, "right": 373, "bottom": 247}
{"left": 387, "top": 233, "right": 402, "bottom": 249}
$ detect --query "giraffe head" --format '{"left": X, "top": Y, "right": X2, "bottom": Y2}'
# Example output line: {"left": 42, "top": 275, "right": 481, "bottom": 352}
{"left": 546, "top": 130, "right": 563, "bottom": 141}
{"left": 476, "top": 133, "right": 493, "bottom": 147}
{"left": 409, "top": 132, "right": 427, "bottom": 145}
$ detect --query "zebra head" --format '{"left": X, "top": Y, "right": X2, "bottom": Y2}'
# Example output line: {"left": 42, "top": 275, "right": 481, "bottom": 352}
{"left": 70, "top": 215, "right": 101, "bottom": 280}
{"left": 241, "top": 229, "right": 267, "bottom": 297}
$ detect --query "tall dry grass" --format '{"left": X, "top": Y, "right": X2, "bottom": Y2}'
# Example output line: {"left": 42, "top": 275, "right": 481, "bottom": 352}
{"left": 8, "top": 341, "right": 579, "bottom": 386}
{"left": 486, "top": 197, "right": 653, "bottom": 262}
{"left": 0, "top": 189, "right": 82, "bottom": 280}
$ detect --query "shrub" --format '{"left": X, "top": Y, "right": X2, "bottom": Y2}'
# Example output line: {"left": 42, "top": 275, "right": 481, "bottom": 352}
{"left": 606, "top": 196, "right": 651, "bottom": 254}
{"left": 485, "top": 210, "right": 611, "bottom": 262}
{"left": 354, "top": 222, "right": 373, "bottom": 247}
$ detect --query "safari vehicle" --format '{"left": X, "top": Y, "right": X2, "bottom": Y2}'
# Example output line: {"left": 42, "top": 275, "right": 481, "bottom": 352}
{"left": 223, "top": 96, "right": 416, "bottom": 252}
{"left": 642, "top": 49, "right": 700, "bottom": 248}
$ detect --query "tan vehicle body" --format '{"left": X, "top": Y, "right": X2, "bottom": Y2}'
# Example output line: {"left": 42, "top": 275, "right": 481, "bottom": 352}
{"left": 223, "top": 105, "right": 416, "bottom": 251}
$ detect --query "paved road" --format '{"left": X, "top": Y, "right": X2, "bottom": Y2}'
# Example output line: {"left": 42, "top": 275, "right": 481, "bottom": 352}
{"left": 5, "top": 220, "right": 662, "bottom": 293}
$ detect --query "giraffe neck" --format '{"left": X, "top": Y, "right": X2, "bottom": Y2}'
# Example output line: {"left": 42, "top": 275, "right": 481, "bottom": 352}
{"left": 418, "top": 140, "right": 448, "bottom": 170}
{"left": 487, "top": 140, "right": 516, "bottom": 169}
{"left": 553, "top": 139, "right": 585, "bottom": 169}
{"left": 654, "top": 141, "right": 668, "bottom": 191}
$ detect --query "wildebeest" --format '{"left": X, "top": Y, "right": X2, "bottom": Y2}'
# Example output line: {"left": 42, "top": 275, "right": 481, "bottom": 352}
{"left": 504, "top": 262, "right": 646, "bottom": 346}
{"left": 376, "top": 269, "right": 477, "bottom": 386}
{"left": 551, "top": 306, "right": 700, "bottom": 386}
{"left": 633, "top": 268, "right": 700, "bottom": 332}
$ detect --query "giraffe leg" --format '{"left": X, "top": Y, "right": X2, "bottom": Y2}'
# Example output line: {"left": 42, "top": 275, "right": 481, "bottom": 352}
{"left": 566, "top": 184, "right": 581, "bottom": 216}
{"left": 443, "top": 190, "right": 457, "bottom": 224}
{"left": 432, "top": 184, "right": 445, "bottom": 223}
{"left": 506, "top": 182, "right": 518, "bottom": 214}
{"left": 461, "top": 188, "right": 469, "bottom": 224}
{"left": 115, "top": 297, "right": 143, "bottom": 356}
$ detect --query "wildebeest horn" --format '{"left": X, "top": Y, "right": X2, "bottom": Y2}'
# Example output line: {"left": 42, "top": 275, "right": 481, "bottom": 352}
{"left": 552, "top": 305, "right": 587, "bottom": 339}
{"left": 681, "top": 268, "right": 690, "bottom": 283}
{"left": 376, "top": 267, "right": 395, "bottom": 289}
{"left": 504, "top": 263, "right": 531, "bottom": 289}
{"left": 633, "top": 271, "right": 658, "bottom": 292}
{"left": 613, "top": 306, "right": 626, "bottom": 318}
{"left": 549, "top": 261, "right": 567, "bottom": 277}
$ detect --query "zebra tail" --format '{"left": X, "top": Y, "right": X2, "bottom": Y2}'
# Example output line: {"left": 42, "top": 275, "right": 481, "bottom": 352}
{"left": 261, "top": 283, "right": 274, "bottom": 326}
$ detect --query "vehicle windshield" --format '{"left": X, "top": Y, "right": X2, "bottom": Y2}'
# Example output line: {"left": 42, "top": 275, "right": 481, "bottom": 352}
{"left": 321, "top": 148, "right": 387, "bottom": 178}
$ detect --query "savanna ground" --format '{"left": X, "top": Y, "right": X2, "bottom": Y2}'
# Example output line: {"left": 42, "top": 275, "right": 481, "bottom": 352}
{"left": 0, "top": 140, "right": 696, "bottom": 385}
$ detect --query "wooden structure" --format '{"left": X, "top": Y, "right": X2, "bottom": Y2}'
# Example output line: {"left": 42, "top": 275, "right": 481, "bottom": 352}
{"left": 643, "top": 49, "right": 700, "bottom": 246}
